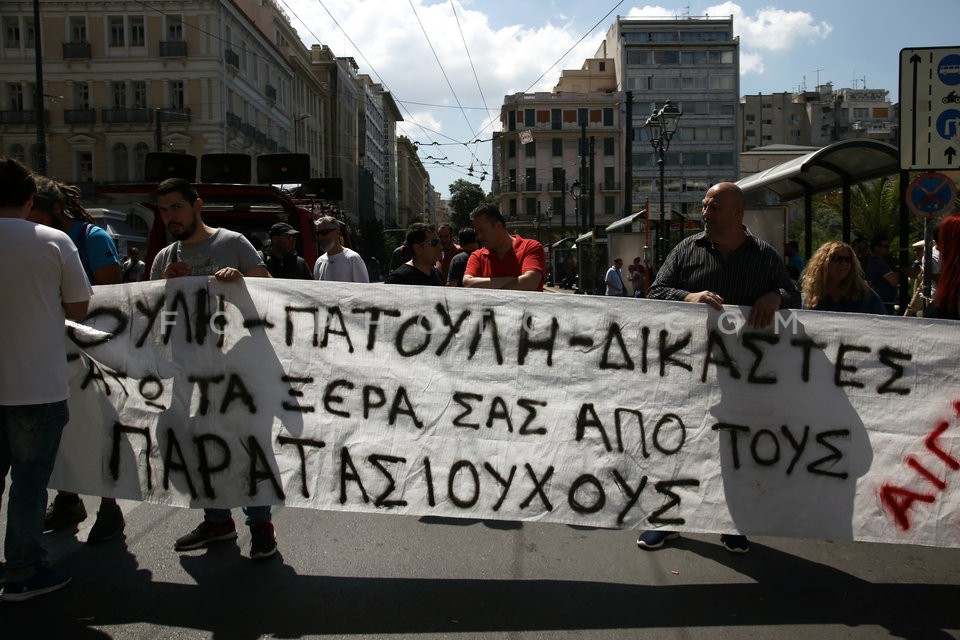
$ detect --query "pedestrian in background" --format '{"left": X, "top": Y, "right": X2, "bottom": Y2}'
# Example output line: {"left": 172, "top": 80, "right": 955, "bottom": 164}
{"left": 446, "top": 227, "right": 479, "bottom": 287}
{"left": 263, "top": 222, "right": 312, "bottom": 279}
{"left": 28, "top": 175, "right": 126, "bottom": 544}
{"left": 640, "top": 181, "right": 800, "bottom": 555}
{"left": 801, "top": 241, "right": 885, "bottom": 314}
{"left": 604, "top": 258, "right": 626, "bottom": 296}
{"left": 435, "top": 223, "right": 462, "bottom": 282}
{"left": 313, "top": 216, "right": 369, "bottom": 283}
{"left": 863, "top": 236, "right": 898, "bottom": 314}
{"left": 0, "top": 158, "right": 92, "bottom": 601}
{"left": 384, "top": 223, "right": 444, "bottom": 286}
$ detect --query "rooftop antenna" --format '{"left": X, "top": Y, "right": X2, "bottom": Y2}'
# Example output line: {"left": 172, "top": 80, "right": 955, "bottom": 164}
{"left": 813, "top": 68, "right": 824, "bottom": 88}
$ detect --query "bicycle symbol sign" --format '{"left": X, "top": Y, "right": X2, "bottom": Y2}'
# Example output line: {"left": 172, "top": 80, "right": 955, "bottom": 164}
{"left": 906, "top": 172, "right": 957, "bottom": 219}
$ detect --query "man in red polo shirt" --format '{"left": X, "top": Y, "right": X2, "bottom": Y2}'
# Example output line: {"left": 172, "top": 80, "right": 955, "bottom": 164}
{"left": 463, "top": 204, "right": 545, "bottom": 291}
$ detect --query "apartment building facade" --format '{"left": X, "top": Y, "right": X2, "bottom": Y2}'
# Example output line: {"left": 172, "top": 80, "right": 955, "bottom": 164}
{"left": 600, "top": 16, "right": 740, "bottom": 238}
{"left": 494, "top": 57, "right": 623, "bottom": 242}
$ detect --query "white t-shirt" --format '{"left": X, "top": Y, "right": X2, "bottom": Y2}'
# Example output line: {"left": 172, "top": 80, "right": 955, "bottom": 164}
{"left": 0, "top": 218, "right": 92, "bottom": 405}
{"left": 313, "top": 247, "right": 370, "bottom": 283}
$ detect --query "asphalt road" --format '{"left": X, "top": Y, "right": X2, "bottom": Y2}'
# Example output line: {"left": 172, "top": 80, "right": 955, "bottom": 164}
{"left": 1, "top": 493, "right": 959, "bottom": 639}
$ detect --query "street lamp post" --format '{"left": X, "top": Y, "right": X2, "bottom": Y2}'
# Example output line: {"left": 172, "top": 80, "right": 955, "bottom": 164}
{"left": 642, "top": 100, "right": 682, "bottom": 266}
{"left": 571, "top": 181, "right": 582, "bottom": 233}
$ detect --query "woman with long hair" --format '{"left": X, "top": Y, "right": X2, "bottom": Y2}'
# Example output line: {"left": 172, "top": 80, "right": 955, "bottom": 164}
{"left": 801, "top": 240, "right": 886, "bottom": 314}
{"left": 930, "top": 214, "right": 960, "bottom": 320}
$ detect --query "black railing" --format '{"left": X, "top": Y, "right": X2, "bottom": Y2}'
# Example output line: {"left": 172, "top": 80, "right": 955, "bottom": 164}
{"left": 159, "top": 41, "right": 187, "bottom": 57}
{"left": 102, "top": 108, "right": 152, "bottom": 123}
{"left": 62, "top": 42, "right": 92, "bottom": 59}
{"left": 0, "top": 110, "right": 49, "bottom": 125}
{"left": 65, "top": 109, "right": 96, "bottom": 124}
{"left": 224, "top": 48, "right": 239, "bottom": 69}
{"left": 157, "top": 107, "right": 191, "bottom": 123}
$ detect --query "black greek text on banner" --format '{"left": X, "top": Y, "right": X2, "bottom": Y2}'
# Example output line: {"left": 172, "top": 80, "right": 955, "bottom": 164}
{"left": 55, "top": 278, "right": 960, "bottom": 548}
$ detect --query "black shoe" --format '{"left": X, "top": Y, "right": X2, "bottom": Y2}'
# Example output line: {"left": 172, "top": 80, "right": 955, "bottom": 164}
{"left": 87, "top": 502, "right": 125, "bottom": 544}
{"left": 637, "top": 530, "right": 678, "bottom": 549}
{"left": 249, "top": 522, "right": 278, "bottom": 560}
{"left": 1, "top": 566, "right": 71, "bottom": 602}
{"left": 43, "top": 495, "right": 87, "bottom": 531}
{"left": 720, "top": 534, "right": 750, "bottom": 554}
{"left": 174, "top": 519, "right": 237, "bottom": 551}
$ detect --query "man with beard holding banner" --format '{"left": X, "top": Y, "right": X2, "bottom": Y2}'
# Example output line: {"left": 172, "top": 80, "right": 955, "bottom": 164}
{"left": 149, "top": 177, "right": 280, "bottom": 561}
{"left": 638, "top": 181, "right": 800, "bottom": 554}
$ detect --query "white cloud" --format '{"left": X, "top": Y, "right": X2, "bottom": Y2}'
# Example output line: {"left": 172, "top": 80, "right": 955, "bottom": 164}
{"left": 705, "top": 2, "right": 832, "bottom": 52}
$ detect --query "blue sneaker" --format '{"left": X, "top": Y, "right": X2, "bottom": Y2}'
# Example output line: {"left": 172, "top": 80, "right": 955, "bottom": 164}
{"left": 637, "top": 530, "right": 678, "bottom": 549}
{"left": 720, "top": 534, "right": 750, "bottom": 554}
{"left": 1, "top": 566, "right": 71, "bottom": 602}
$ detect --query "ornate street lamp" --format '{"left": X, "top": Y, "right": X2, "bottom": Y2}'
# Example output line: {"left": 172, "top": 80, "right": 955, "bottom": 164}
{"left": 571, "top": 180, "right": 582, "bottom": 233}
{"left": 642, "top": 100, "right": 682, "bottom": 265}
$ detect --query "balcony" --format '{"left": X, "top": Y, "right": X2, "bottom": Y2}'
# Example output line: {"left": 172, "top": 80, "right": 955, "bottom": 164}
{"left": 519, "top": 181, "right": 540, "bottom": 193}
{"left": 102, "top": 108, "right": 152, "bottom": 124}
{"left": 159, "top": 40, "right": 187, "bottom": 57}
{"left": 157, "top": 107, "right": 191, "bottom": 123}
{"left": 62, "top": 42, "right": 92, "bottom": 59}
{"left": 224, "top": 48, "right": 239, "bottom": 69}
{"left": 0, "top": 110, "right": 49, "bottom": 125}
{"left": 226, "top": 112, "right": 242, "bottom": 129}
{"left": 64, "top": 109, "right": 96, "bottom": 124}
{"left": 265, "top": 84, "right": 277, "bottom": 101}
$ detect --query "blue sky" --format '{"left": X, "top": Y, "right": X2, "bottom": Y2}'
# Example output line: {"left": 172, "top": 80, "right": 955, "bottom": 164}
{"left": 279, "top": 0, "right": 958, "bottom": 199}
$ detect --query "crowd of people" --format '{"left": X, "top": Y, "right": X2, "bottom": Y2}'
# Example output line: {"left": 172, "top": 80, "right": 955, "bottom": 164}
{"left": 2, "top": 152, "right": 958, "bottom": 602}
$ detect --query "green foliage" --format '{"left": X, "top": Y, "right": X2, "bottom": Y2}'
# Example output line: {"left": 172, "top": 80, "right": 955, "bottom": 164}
{"left": 447, "top": 179, "right": 487, "bottom": 233}
{"left": 788, "top": 176, "right": 921, "bottom": 261}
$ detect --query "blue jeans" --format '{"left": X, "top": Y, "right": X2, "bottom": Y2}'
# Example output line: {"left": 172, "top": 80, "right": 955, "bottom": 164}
{"left": 0, "top": 401, "right": 69, "bottom": 583}
{"left": 203, "top": 506, "right": 271, "bottom": 526}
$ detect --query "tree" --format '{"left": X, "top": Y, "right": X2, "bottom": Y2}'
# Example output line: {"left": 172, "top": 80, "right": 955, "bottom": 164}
{"left": 447, "top": 179, "right": 487, "bottom": 232}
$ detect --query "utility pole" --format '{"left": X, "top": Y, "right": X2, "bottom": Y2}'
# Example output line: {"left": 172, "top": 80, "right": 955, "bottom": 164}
{"left": 33, "top": 0, "right": 46, "bottom": 175}
{"left": 623, "top": 91, "right": 633, "bottom": 218}
{"left": 560, "top": 168, "right": 567, "bottom": 237}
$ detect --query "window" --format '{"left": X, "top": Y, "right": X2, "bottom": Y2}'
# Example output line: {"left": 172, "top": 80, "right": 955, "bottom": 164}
{"left": 603, "top": 137, "right": 615, "bottom": 156}
{"left": 853, "top": 108, "right": 869, "bottom": 119}
{"left": 551, "top": 108, "right": 560, "bottom": 130}
{"left": 626, "top": 51, "right": 652, "bottom": 65}
{"left": 603, "top": 166, "right": 615, "bottom": 187}
{"left": 110, "top": 17, "right": 124, "bottom": 47}
{"left": 167, "top": 16, "right": 183, "bottom": 41}
{"left": 709, "top": 75, "right": 735, "bottom": 90}
{"left": 524, "top": 168, "right": 536, "bottom": 190}
{"left": 603, "top": 108, "right": 614, "bottom": 126}
{"left": 507, "top": 110, "right": 516, "bottom": 131}
{"left": 599, "top": 61, "right": 606, "bottom": 71}
{"left": 551, "top": 138, "right": 562, "bottom": 156}
{"left": 24, "top": 19, "right": 34, "bottom": 48}
{"left": 73, "top": 82, "right": 90, "bottom": 109}
{"left": 745, "top": 114, "right": 755, "bottom": 123}
{"left": 525, "top": 139, "right": 536, "bottom": 157}
{"left": 111, "top": 82, "right": 126, "bottom": 108}
{"left": 507, "top": 140, "right": 516, "bottom": 158}
{"left": 655, "top": 50, "right": 679, "bottom": 64}
{"left": 170, "top": 81, "right": 184, "bottom": 109}
{"left": 653, "top": 76, "right": 681, "bottom": 90}
{"left": 4, "top": 17, "right": 20, "bottom": 48}
{"left": 132, "top": 81, "right": 147, "bottom": 108}
{"left": 8, "top": 83, "right": 23, "bottom": 110}
{"left": 604, "top": 196, "right": 616, "bottom": 215}
{"left": 552, "top": 167, "right": 564, "bottom": 189}
{"left": 525, "top": 197, "right": 536, "bottom": 217}
{"left": 76, "top": 151, "right": 94, "bottom": 183}
{"left": 112, "top": 143, "right": 129, "bottom": 182}
{"left": 130, "top": 16, "right": 145, "bottom": 47}
{"left": 524, "top": 108, "right": 535, "bottom": 126}
{"left": 69, "top": 17, "right": 86, "bottom": 43}
{"left": 134, "top": 143, "right": 149, "bottom": 180}
{"left": 577, "top": 108, "right": 587, "bottom": 125}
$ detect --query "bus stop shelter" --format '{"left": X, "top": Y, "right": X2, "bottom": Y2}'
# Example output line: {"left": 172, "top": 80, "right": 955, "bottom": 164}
{"left": 735, "top": 139, "right": 901, "bottom": 260}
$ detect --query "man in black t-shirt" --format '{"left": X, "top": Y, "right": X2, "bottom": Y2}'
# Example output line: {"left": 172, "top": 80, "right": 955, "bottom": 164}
{"left": 263, "top": 222, "right": 312, "bottom": 279}
{"left": 384, "top": 223, "right": 444, "bottom": 286}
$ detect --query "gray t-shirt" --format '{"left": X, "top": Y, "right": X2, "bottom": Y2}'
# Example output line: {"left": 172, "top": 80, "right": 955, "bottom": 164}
{"left": 150, "top": 228, "right": 264, "bottom": 280}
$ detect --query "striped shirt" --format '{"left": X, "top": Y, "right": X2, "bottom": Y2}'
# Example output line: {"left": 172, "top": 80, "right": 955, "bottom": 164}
{"left": 648, "top": 230, "right": 801, "bottom": 308}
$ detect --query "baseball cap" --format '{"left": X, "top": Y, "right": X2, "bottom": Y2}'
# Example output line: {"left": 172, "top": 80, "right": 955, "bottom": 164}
{"left": 269, "top": 222, "right": 298, "bottom": 236}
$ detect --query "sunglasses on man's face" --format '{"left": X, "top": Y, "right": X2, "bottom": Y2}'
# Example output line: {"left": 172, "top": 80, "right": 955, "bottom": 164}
{"left": 317, "top": 228, "right": 338, "bottom": 236}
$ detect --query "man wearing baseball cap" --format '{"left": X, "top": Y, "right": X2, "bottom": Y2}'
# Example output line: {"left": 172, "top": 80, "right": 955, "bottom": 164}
{"left": 264, "top": 222, "right": 311, "bottom": 279}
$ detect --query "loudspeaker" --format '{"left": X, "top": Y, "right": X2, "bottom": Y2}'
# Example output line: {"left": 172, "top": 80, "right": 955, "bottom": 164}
{"left": 301, "top": 177, "right": 344, "bottom": 201}
{"left": 256, "top": 153, "right": 310, "bottom": 184}
{"left": 144, "top": 152, "right": 197, "bottom": 182}
{"left": 201, "top": 154, "right": 251, "bottom": 184}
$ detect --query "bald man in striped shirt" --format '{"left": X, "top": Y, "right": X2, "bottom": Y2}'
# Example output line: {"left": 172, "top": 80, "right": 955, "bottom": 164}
{"left": 638, "top": 181, "right": 800, "bottom": 555}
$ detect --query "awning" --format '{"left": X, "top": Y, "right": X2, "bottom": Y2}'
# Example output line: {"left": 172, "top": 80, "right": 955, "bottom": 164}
{"left": 550, "top": 236, "right": 578, "bottom": 249}
{"left": 736, "top": 139, "right": 899, "bottom": 204}
{"left": 605, "top": 209, "right": 647, "bottom": 232}
{"left": 574, "top": 230, "right": 593, "bottom": 245}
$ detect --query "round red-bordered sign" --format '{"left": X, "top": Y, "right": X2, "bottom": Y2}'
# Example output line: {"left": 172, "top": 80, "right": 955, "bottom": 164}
{"left": 906, "top": 172, "right": 958, "bottom": 218}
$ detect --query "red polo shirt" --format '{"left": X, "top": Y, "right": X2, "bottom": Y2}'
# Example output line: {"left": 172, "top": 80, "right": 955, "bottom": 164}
{"left": 465, "top": 235, "right": 546, "bottom": 291}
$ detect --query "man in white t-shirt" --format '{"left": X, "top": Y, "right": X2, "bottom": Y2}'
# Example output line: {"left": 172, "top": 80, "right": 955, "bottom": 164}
{"left": 313, "top": 216, "right": 369, "bottom": 283}
{"left": 0, "top": 157, "right": 92, "bottom": 602}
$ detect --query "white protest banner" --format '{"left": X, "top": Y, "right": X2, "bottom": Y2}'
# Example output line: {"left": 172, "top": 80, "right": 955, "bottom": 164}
{"left": 54, "top": 278, "right": 960, "bottom": 548}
